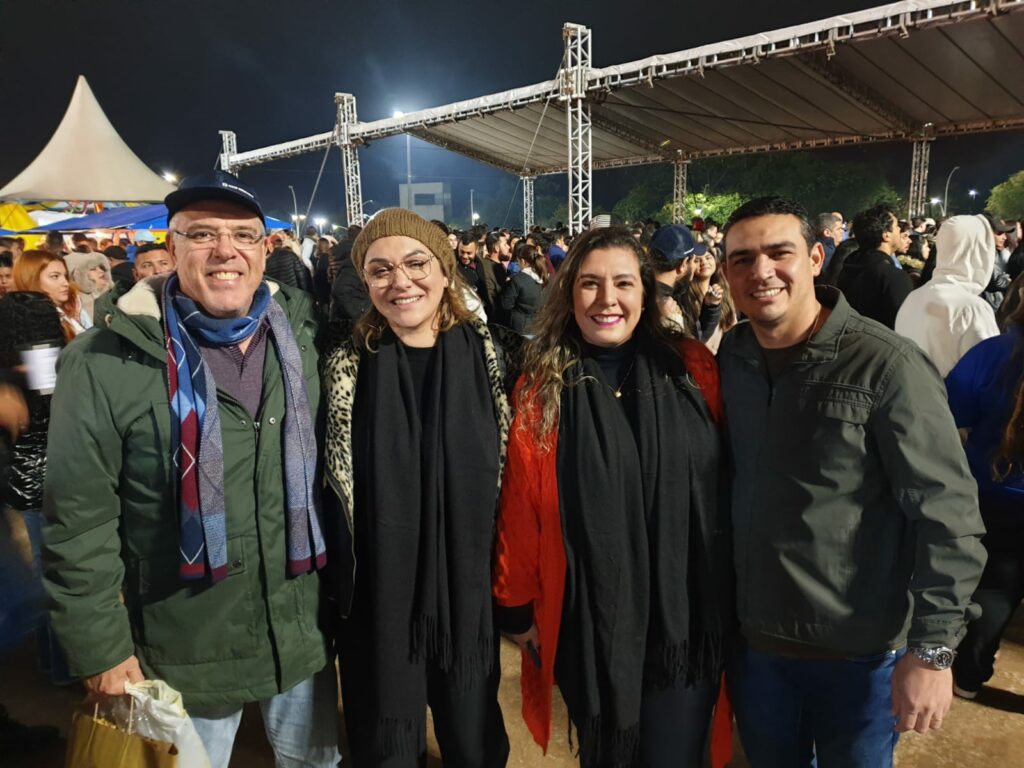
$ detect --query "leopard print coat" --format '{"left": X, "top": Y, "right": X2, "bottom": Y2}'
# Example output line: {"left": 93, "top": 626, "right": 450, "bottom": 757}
{"left": 321, "top": 317, "right": 522, "bottom": 615}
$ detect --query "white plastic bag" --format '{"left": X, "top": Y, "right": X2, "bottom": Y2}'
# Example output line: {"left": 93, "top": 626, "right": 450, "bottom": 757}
{"left": 124, "top": 680, "right": 211, "bottom": 768}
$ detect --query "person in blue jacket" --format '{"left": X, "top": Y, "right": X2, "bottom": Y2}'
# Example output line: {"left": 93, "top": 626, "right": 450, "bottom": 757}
{"left": 945, "top": 289, "right": 1024, "bottom": 698}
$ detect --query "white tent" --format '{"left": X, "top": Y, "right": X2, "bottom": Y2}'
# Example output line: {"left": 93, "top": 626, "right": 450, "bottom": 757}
{"left": 0, "top": 75, "right": 176, "bottom": 202}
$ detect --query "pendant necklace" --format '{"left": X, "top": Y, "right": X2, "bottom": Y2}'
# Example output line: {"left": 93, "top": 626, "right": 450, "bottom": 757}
{"left": 613, "top": 356, "right": 636, "bottom": 399}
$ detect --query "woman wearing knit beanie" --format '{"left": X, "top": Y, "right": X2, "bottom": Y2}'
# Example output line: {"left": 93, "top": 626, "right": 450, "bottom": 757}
{"left": 322, "top": 208, "right": 521, "bottom": 767}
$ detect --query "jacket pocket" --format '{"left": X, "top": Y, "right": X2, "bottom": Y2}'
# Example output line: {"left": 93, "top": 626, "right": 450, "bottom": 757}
{"left": 130, "top": 535, "right": 260, "bottom": 664}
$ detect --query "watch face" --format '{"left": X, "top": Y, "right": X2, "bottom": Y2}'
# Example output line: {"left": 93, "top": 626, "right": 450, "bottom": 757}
{"left": 934, "top": 649, "right": 955, "bottom": 669}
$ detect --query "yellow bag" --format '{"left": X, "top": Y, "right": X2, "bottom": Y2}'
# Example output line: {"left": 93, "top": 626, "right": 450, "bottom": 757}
{"left": 65, "top": 701, "right": 179, "bottom": 768}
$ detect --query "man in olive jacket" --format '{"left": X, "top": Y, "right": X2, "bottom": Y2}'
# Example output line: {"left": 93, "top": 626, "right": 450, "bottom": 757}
{"left": 718, "top": 197, "right": 986, "bottom": 767}
{"left": 42, "top": 173, "right": 339, "bottom": 768}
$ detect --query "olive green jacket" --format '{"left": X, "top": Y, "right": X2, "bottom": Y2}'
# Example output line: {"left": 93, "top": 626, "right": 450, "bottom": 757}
{"left": 42, "top": 276, "right": 328, "bottom": 708}
{"left": 718, "top": 288, "right": 986, "bottom": 654}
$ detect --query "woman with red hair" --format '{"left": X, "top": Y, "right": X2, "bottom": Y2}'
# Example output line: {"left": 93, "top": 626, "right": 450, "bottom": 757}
{"left": 13, "top": 251, "right": 88, "bottom": 340}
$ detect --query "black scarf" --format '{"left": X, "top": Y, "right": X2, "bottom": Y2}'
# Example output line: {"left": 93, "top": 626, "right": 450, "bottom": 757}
{"left": 556, "top": 334, "right": 729, "bottom": 768}
{"left": 351, "top": 324, "right": 501, "bottom": 758}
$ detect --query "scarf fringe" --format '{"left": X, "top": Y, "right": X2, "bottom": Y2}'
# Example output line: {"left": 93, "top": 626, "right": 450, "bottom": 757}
{"left": 410, "top": 613, "right": 494, "bottom": 691}
{"left": 373, "top": 716, "right": 421, "bottom": 758}
{"left": 643, "top": 631, "right": 726, "bottom": 690}
{"left": 576, "top": 716, "right": 640, "bottom": 768}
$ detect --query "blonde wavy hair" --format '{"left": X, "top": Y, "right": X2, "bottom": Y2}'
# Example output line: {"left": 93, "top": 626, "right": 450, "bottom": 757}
{"left": 518, "top": 226, "right": 684, "bottom": 448}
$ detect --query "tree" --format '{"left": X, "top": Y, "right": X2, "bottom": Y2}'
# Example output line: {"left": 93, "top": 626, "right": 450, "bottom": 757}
{"left": 987, "top": 170, "right": 1024, "bottom": 220}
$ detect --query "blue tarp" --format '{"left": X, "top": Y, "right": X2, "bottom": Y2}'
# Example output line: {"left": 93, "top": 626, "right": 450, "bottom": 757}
{"left": 20, "top": 205, "right": 292, "bottom": 233}
{"left": 0, "top": 229, "right": 13, "bottom": 236}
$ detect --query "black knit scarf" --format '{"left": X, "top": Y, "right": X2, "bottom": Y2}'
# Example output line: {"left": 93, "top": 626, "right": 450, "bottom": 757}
{"left": 556, "top": 334, "right": 729, "bottom": 768}
{"left": 351, "top": 324, "right": 501, "bottom": 758}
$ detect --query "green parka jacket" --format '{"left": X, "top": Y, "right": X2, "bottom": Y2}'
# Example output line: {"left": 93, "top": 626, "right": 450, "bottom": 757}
{"left": 42, "top": 276, "right": 328, "bottom": 709}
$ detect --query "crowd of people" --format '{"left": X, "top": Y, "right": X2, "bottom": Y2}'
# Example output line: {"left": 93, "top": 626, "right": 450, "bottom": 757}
{"left": 0, "top": 169, "right": 1019, "bottom": 768}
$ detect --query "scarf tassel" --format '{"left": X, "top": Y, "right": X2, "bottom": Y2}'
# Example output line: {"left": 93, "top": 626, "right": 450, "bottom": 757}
{"left": 410, "top": 613, "right": 494, "bottom": 691}
{"left": 576, "top": 717, "right": 640, "bottom": 768}
{"left": 373, "top": 716, "right": 420, "bottom": 759}
{"left": 644, "top": 631, "right": 726, "bottom": 690}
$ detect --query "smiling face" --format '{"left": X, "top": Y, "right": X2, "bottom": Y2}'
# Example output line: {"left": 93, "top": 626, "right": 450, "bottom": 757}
{"left": 0, "top": 266, "right": 12, "bottom": 296}
{"left": 693, "top": 252, "right": 717, "bottom": 280}
{"left": 457, "top": 241, "right": 478, "bottom": 265}
{"left": 364, "top": 235, "right": 447, "bottom": 347}
{"left": 39, "top": 259, "right": 70, "bottom": 306}
{"left": 168, "top": 201, "right": 266, "bottom": 318}
{"left": 572, "top": 246, "right": 644, "bottom": 348}
{"left": 723, "top": 213, "right": 823, "bottom": 346}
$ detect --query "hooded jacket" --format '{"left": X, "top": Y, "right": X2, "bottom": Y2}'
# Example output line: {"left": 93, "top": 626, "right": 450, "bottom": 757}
{"left": 835, "top": 248, "right": 913, "bottom": 329}
{"left": 895, "top": 215, "right": 1000, "bottom": 378}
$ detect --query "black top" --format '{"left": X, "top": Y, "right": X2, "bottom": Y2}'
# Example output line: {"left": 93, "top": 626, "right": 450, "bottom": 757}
{"left": 581, "top": 338, "right": 637, "bottom": 396}
{"left": 403, "top": 342, "right": 438, "bottom": 419}
{"left": 761, "top": 342, "right": 805, "bottom": 381}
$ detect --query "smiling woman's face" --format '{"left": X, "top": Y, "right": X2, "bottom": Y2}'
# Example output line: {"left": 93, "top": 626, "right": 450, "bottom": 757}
{"left": 364, "top": 235, "right": 447, "bottom": 347}
{"left": 572, "top": 246, "right": 643, "bottom": 348}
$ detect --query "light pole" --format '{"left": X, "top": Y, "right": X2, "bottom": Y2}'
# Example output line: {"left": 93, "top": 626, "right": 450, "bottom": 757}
{"left": 314, "top": 216, "right": 326, "bottom": 235}
{"left": 968, "top": 189, "right": 978, "bottom": 213}
{"left": 470, "top": 188, "right": 476, "bottom": 226}
{"left": 393, "top": 111, "right": 412, "bottom": 207}
{"left": 288, "top": 185, "right": 300, "bottom": 237}
{"left": 942, "top": 166, "right": 960, "bottom": 217}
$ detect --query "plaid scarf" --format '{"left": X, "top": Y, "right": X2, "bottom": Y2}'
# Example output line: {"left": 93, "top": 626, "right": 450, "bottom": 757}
{"left": 163, "top": 274, "right": 326, "bottom": 583}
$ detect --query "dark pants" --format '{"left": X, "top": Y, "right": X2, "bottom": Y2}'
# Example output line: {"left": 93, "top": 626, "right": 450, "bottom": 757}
{"left": 565, "top": 679, "right": 716, "bottom": 768}
{"left": 339, "top": 636, "right": 509, "bottom": 768}
{"left": 954, "top": 496, "right": 1024, "bottom": 692}
{"left": 729, "top": 646, "right": 903, "bottom": 768}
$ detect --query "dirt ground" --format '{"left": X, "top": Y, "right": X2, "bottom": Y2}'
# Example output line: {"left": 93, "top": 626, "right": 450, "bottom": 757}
{"left": 4, "top": 610, "right": 1022, "bottom": 767}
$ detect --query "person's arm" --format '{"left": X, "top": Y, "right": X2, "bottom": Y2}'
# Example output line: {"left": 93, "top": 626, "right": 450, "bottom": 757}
{"left": 42, "top": 344, "right": 138, "bottom": 687}
{"left": 493, "top": 384, "right": 543, "bottom": 643}
{"left": 331, "top": 263, "right": 370, "bottom": 322}
{"left": 871, "top": 345, "right": 987, "bottom": 732}
{"left": 698, "top": 301, "right": 722, "bottom": 343}
{"left": 500, "top": 276, "right": 519, "bottom": 312}
{"left": 955, "top": 307, "right": 1000, "bottom": 368}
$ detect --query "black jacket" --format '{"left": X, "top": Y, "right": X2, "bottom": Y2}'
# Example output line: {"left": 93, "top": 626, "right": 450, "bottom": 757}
{"left": 330, "top": 258, "right": 370, "bottom": 323}
{"left": 0, "top": 292, "right": 65, "bottom": 511}
{"left": 264, "top": 248, "right": 313, "bottom": 292}
{"left": 500, "top": 271, "right": 545, "bottom": 334}
{"left": 835, "top": 249, "right": 913, "bottom": 329}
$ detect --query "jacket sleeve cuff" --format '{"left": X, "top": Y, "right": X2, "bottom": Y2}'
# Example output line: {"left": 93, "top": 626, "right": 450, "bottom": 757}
{"left": 908, "top": 615, "right": 970, "bottom": 650}
{"left": 494, "top": 602, "right": 534, "bottom": 635}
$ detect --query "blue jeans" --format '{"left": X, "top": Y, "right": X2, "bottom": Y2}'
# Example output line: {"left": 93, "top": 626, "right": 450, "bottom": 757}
{"left": 190, "top": 665, "right": 340, "bottom": 768}
{"left": 19, "top": 509, "right": 73, "bottom": 685}
{"left": 728, "top": 646, "right": 904, "bottom": 768}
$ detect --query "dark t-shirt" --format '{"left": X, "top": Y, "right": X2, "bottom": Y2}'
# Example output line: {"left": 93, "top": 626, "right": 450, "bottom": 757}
{"left": 403, "top": 343, "right": 438, "bottom": 419}
{"left": 761, "top": 342, "right": 805, "bottom": 381}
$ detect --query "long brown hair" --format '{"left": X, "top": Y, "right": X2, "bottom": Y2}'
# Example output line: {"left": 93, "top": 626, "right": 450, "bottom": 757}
{"left": 14, "top": 250, "right": 80, "bottom": 341}
{"left": 994, "top": 277, "right": 1024, "bottom": 480}
{"left": 684, "top": 255, "right": 736, "bottom": 331}
{"left": 518, "top": 226, "right": 684, "bottom": 448}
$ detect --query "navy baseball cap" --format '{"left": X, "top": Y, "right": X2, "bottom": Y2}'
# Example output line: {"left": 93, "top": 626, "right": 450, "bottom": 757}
{"left": 165, "top": 170, "right": 265, "bottom": 225}
{"left": 648, "top": 224, "right": 708, "bottom": 263}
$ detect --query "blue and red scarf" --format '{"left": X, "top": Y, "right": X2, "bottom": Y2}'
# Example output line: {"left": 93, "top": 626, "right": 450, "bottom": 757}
{"left": 163, "top": 275, "right": 326, "bottom": 583}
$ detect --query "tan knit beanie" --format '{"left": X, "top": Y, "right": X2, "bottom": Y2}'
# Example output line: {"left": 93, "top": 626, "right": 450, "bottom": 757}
{"left": 350, "top": 208, "right": 455, "bottom": 280}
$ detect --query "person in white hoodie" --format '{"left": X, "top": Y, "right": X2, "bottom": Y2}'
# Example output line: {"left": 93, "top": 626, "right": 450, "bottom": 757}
{"left": 895, "top": 215, "right": 1000, "bottom": 377}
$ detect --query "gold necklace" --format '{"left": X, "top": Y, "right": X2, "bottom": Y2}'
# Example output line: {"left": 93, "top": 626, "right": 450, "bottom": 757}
{"left": 613, "top": 356, "right": 636, "bottom": 399}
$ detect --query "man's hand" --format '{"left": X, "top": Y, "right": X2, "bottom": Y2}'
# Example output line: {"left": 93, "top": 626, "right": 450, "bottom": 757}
{"left": 891, "top": 652, "right": 953, "bottom": 733}
{"left": 83, "top": 656, "right": 145, "bottom": 697}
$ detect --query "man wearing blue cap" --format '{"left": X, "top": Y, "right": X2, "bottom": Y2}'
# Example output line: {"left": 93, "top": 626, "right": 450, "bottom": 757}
{"left": 648, "top": 223, "right": 724, "bottom": 342}
{"left": 43, "top": 171, "right": 339, "bottom": 767}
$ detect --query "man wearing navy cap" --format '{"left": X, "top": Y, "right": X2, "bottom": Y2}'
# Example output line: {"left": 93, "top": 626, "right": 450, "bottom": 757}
{"left": 648, "top": 223, "right": 724, "bottom": 342}
{"left": 43, "top": 171, "right": 339, "bottom": 767}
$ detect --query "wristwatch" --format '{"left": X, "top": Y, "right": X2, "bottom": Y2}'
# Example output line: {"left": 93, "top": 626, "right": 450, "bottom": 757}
{"left": 909, "top": 646, "right": 956, "bottom": 670}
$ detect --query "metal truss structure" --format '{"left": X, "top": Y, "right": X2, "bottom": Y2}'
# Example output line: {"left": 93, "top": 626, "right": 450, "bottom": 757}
{"left": 217, "top": 0, "right": 1024, "bottom": 225}
{"left": 672, "top": 154, "right": 688, "bottom": 224}
{"left": 908, "top": 134, "right": 933, "bottom": 218}
{"left": 522, "top": 176, "right": 535, "bottom": 231}
{"left": 335, "top": 93, "right": 364, "bottom": 227}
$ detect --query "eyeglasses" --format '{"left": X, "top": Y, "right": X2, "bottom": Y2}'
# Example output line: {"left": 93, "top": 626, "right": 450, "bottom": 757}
{"left": 171, "top": 229, "right": 264, "bottom": 248}
{"left": 363, "top": 254, "right": 435, "bottom": 288}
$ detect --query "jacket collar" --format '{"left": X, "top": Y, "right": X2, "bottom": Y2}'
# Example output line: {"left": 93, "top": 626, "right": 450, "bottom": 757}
{"left": 107, "top": 275, "right": 284, "bottom": 361}
{"left": 724, "top": 286, "right": 849, "bottom": 368}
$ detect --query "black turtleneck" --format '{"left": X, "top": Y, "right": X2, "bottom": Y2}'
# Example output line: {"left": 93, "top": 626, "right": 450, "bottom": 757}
{"left": 581, "top": 337, "right": 637, "bottom": 396}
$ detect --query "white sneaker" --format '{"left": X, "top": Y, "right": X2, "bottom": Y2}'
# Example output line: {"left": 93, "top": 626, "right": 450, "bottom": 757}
{"left": 953, "top": 684, "right": 978, "bottom": 700}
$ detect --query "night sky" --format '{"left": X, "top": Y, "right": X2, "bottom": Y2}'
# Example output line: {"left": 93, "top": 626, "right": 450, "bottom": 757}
{"left": 4, "top": 0, "right": 1023, "bottom": 225}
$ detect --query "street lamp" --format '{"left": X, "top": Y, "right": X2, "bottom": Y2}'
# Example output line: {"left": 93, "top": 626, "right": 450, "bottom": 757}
{"left": 942, "top": 166, "right": 959, "bottom": 217}
{"left": 968, "top": 189, "right": 978, "bottom": 212}
{"left": 314, "top": 216, "right": 326, "bottom": 235}
{"left": 393, "top": 110, "right": 412, "bottom": 208}
{"left": 929, "top": 197, "right": 942, "bottom": 217}
{"left": 162, "top": 171, "right": 178, "bottom": 184}
{"left": 287, "top": 185, "right": 300, "bottom": 236}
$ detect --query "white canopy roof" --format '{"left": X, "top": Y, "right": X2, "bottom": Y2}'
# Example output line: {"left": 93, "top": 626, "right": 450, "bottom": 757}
{"left": 0, "top": 76, "right": 176, "bottom": 202}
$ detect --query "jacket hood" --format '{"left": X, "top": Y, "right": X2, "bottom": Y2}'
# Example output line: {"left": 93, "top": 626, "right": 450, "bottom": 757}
{"left": 69, "top": 253, "right": 112, "bottom": 296}
{"left": 932, "top": 214, "right": 995, "bottom": 293}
